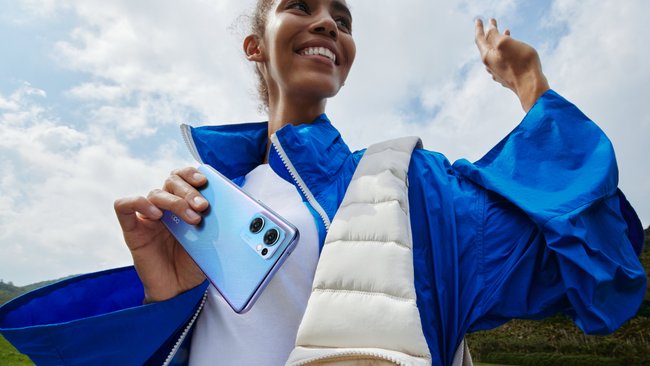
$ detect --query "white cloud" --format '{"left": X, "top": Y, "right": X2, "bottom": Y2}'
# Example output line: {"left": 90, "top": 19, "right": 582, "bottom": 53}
{"left": 50, "top": 0, "right": 264, "bottom": 136}
{"left": 0, "top": 84, "right": 191, "bottom": 285}
{"left": 18, "top": 0, "right": 63, "bottom": 18}
{"left": 0, "top": 97, "right": 19, "bottom": 112}
{"left": 67, "top": 82, "right": 126, "bottom": 101}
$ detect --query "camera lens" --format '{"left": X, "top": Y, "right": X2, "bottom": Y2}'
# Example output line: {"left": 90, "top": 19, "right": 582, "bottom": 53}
{"left": 250, "top": 217, "right": 264, "bottom": 233}
{"left": 263, "top": 228, "right": 279, "bottom": 246}
{"left": 261, "top": 248, "right": 269, "bottom": 256}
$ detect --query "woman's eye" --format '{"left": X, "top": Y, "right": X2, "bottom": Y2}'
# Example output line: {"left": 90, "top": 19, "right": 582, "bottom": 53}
{"left": 336, "top": 17, "right": 352, "bottom": 33}
{"left": 287, "top": 1, "right": 310, "bottom": 13}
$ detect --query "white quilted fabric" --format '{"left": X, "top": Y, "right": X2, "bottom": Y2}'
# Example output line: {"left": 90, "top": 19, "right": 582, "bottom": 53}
{"left": 286, "top": 137, "right": 432, "bottom": 366}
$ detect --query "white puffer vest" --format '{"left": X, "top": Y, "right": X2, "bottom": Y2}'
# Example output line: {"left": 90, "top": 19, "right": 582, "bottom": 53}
{"left": 286, "top": 137, "right": 472, "bottom": 366}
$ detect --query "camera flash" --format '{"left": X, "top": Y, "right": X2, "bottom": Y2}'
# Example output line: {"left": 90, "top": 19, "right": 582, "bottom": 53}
{"left": 256, "top": 244, "right": 263, "bottom": 252}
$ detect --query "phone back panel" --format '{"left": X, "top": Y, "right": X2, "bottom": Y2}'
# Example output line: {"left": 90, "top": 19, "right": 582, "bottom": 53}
{"left": 161, "top": 164, "right": 299, "bottom": 313}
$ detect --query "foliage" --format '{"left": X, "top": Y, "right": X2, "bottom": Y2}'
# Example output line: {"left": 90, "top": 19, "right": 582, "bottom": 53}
{"left": 0, "top": 282, "right": 26, "bottom": 306}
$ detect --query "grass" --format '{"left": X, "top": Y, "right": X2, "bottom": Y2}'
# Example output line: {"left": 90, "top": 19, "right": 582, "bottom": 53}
{"left": 0, "top": 335, "right": 33, "bottom": 366}
{"left": 466, "top": 311, "right": 650, "bottom": 366}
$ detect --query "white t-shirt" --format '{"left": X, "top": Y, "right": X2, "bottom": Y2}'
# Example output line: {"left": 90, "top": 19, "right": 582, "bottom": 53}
{"left": 189, "top": 164, "right": 320, "bottom": 365}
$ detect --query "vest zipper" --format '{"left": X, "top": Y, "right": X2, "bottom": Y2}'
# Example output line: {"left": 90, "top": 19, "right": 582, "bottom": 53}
{"left": 270, "top": 133, "right": 331, "bottom": 231}
{"left": 180, "top": 124, "right": 204, "bottom": 163}
{"left": 162, "top": 290, "right": 208, "bottom": 366}
{"left": 292, "top": 349, "right": 414, "bottom": 366}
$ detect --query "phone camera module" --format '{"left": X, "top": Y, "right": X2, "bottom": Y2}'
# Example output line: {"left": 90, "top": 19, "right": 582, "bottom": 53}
{"left": 263, "top": 228, "right": 279, "bottom": 246}
{"left": 250, "top": 217, "right": 265, "bottom": 233}
{"left": 261, "top": 248, "right": 269, "bottom": 256}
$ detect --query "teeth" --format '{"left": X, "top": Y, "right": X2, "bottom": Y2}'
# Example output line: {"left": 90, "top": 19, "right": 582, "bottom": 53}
{"left": 301, "top": 47, "right": 336, "bottom": 63}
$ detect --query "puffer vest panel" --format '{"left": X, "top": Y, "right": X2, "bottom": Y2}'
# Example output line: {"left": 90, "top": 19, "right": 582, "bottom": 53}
{"left": 286, "top": 137, "right": 432, "bottom": 366}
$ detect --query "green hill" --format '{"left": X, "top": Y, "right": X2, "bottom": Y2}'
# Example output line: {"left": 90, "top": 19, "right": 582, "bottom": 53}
{"left": 0, "top": 282, "right": 28, "bottom": 306}
{"left": 0, "top": 277, "right": 74, "bottom": 306}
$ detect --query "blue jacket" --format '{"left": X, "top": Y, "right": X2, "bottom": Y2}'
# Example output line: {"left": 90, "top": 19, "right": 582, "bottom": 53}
{"left": 0, "top": 90, "right": 646, "bottom": 366}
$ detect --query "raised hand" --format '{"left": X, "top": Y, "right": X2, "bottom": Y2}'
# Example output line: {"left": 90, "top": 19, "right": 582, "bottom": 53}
{"left": 114, "top": 167, "right": 208, "bottom": 303}
{"left": 475, "top": 18, "right": 550, "bottom": 112}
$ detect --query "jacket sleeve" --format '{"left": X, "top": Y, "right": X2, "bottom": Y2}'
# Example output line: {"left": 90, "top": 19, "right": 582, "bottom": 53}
{"left": 0, "top": 266, "right": 208, "bottom": 365}
{"left": 452, "top": 89, "right": 646, "bottom": 335}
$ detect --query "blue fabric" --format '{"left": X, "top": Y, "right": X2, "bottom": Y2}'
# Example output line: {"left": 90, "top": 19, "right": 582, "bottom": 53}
{"left": 1, "top": 90, "right": 645, "bottom": 366}
{"left": 452, "top": 91, "right": 645, "bottom": 334}
{"left": 190, "top": 121, "right": 268, "bottom": 181}
{"left": 0, "top": 267, "right": 208, "bottom": 365}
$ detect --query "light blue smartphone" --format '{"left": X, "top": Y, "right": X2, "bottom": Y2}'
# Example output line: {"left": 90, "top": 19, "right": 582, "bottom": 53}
{"left": 161, "top": 164, "right": 299, "bottom": 313}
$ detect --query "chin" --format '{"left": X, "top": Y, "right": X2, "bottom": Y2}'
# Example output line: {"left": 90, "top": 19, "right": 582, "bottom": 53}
{"left": 290, "top": 80, "right": 341, "bottom": 100}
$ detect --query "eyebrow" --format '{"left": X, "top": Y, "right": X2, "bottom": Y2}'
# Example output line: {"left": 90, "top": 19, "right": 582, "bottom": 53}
{"left": 331, "top": 0, "right": 352, "bottom": 21}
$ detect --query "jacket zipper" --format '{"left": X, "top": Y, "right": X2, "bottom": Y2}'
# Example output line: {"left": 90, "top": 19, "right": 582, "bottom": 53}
{"left": 162, "top": 290, "right": 208, "bottom": 366}
{"left": 161, "top": 125, "right": 208, "bottom": 365}
{"left": 180, "top": 124, "right": 204, "bottom": 163}
{"left": 179, "top": 124, "right": 329, "bottom": 231}
{"left": 270, "top": 133, "right": 331, "bottom": 231}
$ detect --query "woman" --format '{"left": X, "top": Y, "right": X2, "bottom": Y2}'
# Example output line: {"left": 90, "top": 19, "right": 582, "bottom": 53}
{"left": 0, "top": 0, "right": 645, "bottom": 365}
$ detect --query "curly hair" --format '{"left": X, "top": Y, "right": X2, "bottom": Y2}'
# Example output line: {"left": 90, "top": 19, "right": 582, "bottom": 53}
{"left": 250, "top": 0, "right": 276, "bottom": 111}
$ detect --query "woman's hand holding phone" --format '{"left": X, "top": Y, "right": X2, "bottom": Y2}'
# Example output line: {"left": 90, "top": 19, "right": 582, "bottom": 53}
{"left": 114, "top": 166, "right": 208, "bottom": 303}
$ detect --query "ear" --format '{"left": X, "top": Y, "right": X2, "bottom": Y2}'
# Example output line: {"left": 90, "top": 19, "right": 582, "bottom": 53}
{"left": 243, "top": 34, "right": 264, "bottom": 62}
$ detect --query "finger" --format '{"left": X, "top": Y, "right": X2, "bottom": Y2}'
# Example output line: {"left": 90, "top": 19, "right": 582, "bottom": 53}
{"left": 163, "top": 174, "right": 209, "bottom": 212}
{"left": 474, "top": 18, "right": 485, "bottom": 38}
{"left": 148, "top": 189, "right": 202, "bottom": 225}
{"left": 504, "top": 28, "right": 511, "bottom": 36}
{"left": 169, "top": 166, "right": 209, "bottom": 210}
{"left": 114, "top": 196, "right": 163, "bottom": 232}
{"left": 474, "top": 18, "right": 487, "bottom": 50}
{"left": 171, "top": 166, "right": 207, "bottom": 188}
{"left": 486, "top": 18, "right": 499, "bottom": 43}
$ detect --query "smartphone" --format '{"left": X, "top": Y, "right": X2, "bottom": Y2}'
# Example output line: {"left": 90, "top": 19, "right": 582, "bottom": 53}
{"left": 161, "top": 164, "right": 299, "bottom": 313}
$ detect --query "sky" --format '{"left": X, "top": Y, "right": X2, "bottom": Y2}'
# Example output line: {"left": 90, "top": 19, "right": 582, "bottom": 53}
{"left": 1, "top": 0, "right": 649, "bottom": 286}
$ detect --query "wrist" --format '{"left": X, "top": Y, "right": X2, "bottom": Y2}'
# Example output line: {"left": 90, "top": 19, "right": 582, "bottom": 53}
{"left": 143, "top": 284, "right": 179, "bottom": 304}
{"left": 514, "top": 69, "right": 550, "bottom": 112}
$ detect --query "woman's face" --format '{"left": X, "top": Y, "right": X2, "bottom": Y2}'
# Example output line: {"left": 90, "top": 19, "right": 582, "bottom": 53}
{"left": 254, "top": 0, "right": 356, "bottom": 103}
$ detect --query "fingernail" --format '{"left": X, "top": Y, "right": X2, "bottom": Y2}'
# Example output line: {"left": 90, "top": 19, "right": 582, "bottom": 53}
{"left": 186, "top": 209, "right": 201, "bottom": 222}
{"left": 149, "top": 206, "right": 163, "bottom": 217}
{"left": 193, "top": 173, "right": 205, "bottom": 182}
{"left": 193, "top": 196, "right": 208, "bottom": 207}
{"left": 473, "top": 15, "right": 483, "bottom": 23}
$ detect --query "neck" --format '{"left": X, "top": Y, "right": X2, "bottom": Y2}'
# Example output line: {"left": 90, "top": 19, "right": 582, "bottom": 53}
{"left": 264, "top": 94, "right": 327, "bottom": 163}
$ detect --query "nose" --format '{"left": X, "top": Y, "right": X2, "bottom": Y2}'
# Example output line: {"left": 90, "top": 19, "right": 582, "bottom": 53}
{"left": 311, "top": 14, "right": 338, "bottom": 40}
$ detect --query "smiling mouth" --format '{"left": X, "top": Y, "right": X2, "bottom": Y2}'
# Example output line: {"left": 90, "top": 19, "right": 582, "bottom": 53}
{"left": 298, "top": 47, "right": 337, "bottom": 65}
